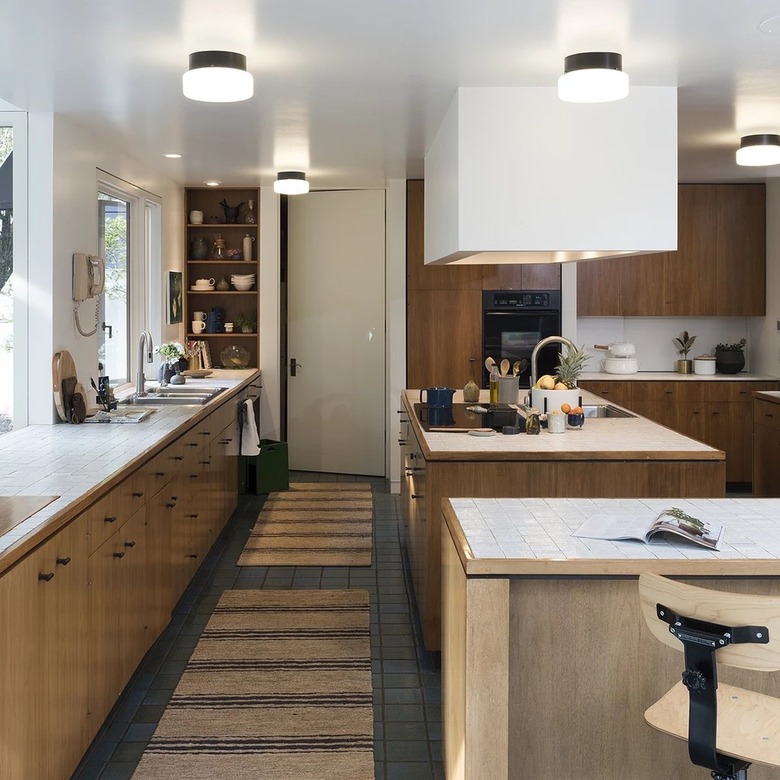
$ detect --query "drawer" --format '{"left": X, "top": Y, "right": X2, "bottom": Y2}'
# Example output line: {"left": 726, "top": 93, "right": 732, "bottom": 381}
{"left": 754, "top": 399, "right": 780, "bottom": 431}
{"left": 706, "top": 381, "right": 777, "bottom": 403}
{"left": 85, "top": 491, "right": 122, "bottom": 555}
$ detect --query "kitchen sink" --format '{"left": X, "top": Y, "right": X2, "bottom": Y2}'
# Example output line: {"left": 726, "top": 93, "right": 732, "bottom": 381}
{"left": 121, "top": 386, "right": 227, "bottom": 406}
{"left": 581, "top": 404, "right": 636, "bottom": 419}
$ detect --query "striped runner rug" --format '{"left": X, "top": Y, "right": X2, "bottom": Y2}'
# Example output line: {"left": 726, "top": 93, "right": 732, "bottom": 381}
{"left": 238, "top": 483, "right": 374, "bottom": 567}
{"left": 133, "top": 589, "right": 373, "bottom": 779}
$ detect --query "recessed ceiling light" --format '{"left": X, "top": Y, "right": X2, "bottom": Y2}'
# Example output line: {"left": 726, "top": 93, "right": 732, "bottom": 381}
{"left": 182, "top": 51, "right": 253, "bottom": 102}
{"left": 273, "top": 171, "right": 310, "bottom": 195}
{"left": 759, "top": 15, "right": 780, "bottom": 35}
{"left": 558, "top": 52, "right": 629, "bottom": 103}
{"left": 736, "top": 134, "right": 780, "bottom": 166}
{"left": 205, "top": 180, "right": 222, "bottom": 187}
{"left": 164, "top": 153, "right": 182, "bottom": 159}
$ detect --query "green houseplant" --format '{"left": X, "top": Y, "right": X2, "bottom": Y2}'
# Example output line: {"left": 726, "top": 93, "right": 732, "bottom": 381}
{"left": 235, "top": 312, "right": 256, "bottom": 333}
{"left": 673, "top": 330, "right": 696, "bottom": 374}
{"left": 714, "top": 339, "right": 746, "bottom": 374}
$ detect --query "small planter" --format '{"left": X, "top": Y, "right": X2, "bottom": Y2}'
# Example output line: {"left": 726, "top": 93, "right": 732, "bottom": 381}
{"left": 676, "top": 359, "right": 692, "bottom": 374}
{"left": 715, "top": 350, "right": 745, "bottom": 374}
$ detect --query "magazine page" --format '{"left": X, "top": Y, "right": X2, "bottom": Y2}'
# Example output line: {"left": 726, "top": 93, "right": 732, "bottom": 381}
{"left": 572, "top": 507, "right": 724, "bottom": 551}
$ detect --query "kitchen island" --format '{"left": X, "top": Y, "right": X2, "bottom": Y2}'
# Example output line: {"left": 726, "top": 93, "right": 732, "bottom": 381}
{"left": 0, "top": 370, "right": 262, "bottom": 780}
{"left": 441, "top": 496, "right": 780, "bottom": 780}
{"left": 400, "top": 389, "right": 725, "bottom": 650}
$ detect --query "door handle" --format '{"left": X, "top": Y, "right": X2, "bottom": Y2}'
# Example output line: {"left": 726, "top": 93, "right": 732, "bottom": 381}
{"left": 290, "top": 358, "right": 302, "bottom": 376}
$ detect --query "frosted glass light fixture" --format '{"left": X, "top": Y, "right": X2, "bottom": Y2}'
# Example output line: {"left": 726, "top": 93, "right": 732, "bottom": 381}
{"left": 736, "top": 134, "right": 780, "bottom": 166}
{"left": 558, "top": 52, "right": 629, "bottom": 103}
{"left": 182, "top": 51, "right": 253, "bottom": 102}
{"left": 273, "top": 171, "right": 310, "bottom": 195}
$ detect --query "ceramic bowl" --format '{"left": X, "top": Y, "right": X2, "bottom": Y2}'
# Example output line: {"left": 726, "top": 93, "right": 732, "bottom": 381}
{"left": 232, "top": 280, "right": 254, "bottom": 291}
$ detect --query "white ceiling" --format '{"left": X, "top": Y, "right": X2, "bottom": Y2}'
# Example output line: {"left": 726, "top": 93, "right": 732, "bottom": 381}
{"left": 3, "top": 0, "right": 780, "bottom": 189}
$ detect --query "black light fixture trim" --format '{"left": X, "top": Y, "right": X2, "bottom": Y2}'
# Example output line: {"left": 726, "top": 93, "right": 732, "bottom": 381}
{"left": 563, "top": 52, "right": 623, "bottom": 75}
{"left": 277, "top": 171, "right": 307, "bottom": 183}
{"left": 188, "top": 51, "right": 248, "bottom": 72}
{"left": 739, "top": 133, "right": 780, "bottom": 150}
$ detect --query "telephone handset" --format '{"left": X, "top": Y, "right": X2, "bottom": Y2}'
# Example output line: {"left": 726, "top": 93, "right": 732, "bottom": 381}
{"left": 72, "top": 252, "right": 105, "bottom": 337}
{"left": 73, "top": 252, "right": 105, "bottom": 301}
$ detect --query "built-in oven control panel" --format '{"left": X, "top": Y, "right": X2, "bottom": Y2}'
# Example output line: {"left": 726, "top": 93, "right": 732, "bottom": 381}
{"left": 488, "top": 291, "right": 559, "bottom": 309}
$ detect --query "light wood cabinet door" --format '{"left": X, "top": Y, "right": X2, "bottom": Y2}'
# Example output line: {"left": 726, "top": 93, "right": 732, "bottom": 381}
{"left": 576, "top": 256, "right": 624, "bottom": 316}
{"left": 0, "top": 522, "right": 89, "bottom": 780}
{"left": 407, "top": 288, "right": 482, "bottom": 388}
{"left": 577, "top": 381, "right": 633, "bottom": 407}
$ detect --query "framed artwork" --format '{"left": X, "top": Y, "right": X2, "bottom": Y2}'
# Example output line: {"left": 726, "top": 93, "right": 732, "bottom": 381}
{"left": 167, "top": 271, "right": 183, "bottom": 324}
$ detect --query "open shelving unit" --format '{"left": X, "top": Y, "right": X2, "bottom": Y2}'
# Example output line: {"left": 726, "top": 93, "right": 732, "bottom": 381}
{"left": 184, "top": 186, "right": 260, "bottom": 368}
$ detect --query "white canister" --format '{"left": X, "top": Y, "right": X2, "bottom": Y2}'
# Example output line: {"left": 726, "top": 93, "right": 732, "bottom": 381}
{"left": 693, "top": 356, "right": 716, "bottom": 375}
{"left": 189, "top": 210, "right": 204, "bottom": 225}
{"left": 547, "top": 412, "right": 565, "bottom": 433}
{"left": 242, "top": 234, "right": 254, "bottom": 262}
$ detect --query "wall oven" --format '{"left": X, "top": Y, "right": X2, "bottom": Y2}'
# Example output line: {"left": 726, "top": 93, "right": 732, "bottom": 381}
{"left": 482, "top": 290, "right": 562, "bottom": 389}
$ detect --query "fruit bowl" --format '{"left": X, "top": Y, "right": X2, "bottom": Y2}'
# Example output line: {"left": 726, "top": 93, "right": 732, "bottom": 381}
{"left": 220, "top": 345, "right": 250, "bottom": 369}
{"left": 530, "top": 387, "right": 582, "bottom": 415}
{"left": 566, "top": 412, "right": 585, "bottom": 430}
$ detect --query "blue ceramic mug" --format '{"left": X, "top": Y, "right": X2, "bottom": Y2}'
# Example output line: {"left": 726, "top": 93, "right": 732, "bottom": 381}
{"left": 420, "top": 387, "right": 455, "bottom": 409}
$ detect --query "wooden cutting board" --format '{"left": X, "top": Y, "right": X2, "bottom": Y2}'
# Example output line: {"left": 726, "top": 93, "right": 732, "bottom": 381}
{"left": 0, "top": 496, "right": 59, "bottom": 537}
{"left": 52, "top": 350, "right": 78, "bottom": 422}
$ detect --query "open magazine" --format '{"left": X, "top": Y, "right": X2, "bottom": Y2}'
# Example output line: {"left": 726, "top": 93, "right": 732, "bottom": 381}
{"left": 572, "top": 507, "right": 725, "bottom": 551}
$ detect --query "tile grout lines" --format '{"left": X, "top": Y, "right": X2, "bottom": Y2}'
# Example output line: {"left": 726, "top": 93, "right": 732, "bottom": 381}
{"left": 72, "top": 472, "right": 444, "bottom": 780}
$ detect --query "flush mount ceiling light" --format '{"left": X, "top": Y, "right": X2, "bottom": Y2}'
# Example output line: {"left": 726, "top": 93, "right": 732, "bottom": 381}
{"left": 204, "top": 180, "right": 222, "bottom": 187}
{"left": 182, "top": 51, "right": 253, "bottom": 102}
{"left": 558, "top": 52, "right": 629, "bottom": 103}
{"left": 273, "top": 171, "right": 310, "bottom": 195}
{"left": 736, "top": 134, "right": 780, "bottom": 166}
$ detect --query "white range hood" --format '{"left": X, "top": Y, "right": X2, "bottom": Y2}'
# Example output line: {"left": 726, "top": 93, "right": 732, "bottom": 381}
{"left": 424, "top": 87, "right": 678, "bottom": 265}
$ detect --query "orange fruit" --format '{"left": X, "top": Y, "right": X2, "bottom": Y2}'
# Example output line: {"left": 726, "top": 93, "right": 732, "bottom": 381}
{"left": 560, "top": 403, "right": 571, "bottom": 414}
{"left": 573, "top": 406, "right": 583, "bottom": 415}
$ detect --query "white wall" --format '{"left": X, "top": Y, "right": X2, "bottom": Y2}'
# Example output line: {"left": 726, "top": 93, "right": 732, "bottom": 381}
{"left": 28, "top": 113, "right": 184, "bottom": 423}
{"left": 258, "top": 186, "right": 280, "bottom": 440}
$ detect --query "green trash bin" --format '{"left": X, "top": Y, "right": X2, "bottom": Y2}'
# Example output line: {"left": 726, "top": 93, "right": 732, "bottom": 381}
{"left": 245, "top": 439, "right": 289, "bottom": 494}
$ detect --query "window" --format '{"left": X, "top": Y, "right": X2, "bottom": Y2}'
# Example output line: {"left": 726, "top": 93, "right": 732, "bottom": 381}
{"left": 96, "top": 173, "right": 161, "bottom": 388}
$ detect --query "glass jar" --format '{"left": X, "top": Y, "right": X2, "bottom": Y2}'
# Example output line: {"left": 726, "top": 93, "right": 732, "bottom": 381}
{"left": 244, "top": 199, "right": 256, "bottom": 224}
{"left": 211, "top": 234, "right": 227, "bottom": 260}
{"left": 191, "top": 236, "right": 208, "bottom": 259}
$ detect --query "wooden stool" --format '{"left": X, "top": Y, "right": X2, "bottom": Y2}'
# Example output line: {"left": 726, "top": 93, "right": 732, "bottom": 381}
{"left": 639, "top": 572, "right": 780, "bottom": 780}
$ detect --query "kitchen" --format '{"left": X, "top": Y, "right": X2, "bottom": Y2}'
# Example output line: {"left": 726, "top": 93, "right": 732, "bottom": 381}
{"left": 3, "top": 2, "right": 780, "bottom": 779}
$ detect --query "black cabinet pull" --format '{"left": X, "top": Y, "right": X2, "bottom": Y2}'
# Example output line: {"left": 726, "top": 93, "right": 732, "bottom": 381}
{"left": 113, "top": 551, "right": 125, "bottom": 559}
{"left": 200, "top": 460, "right": 211, "bottom": 466}
{"left": 190, "top": 473, "right": 199, "bottom": 479}
{"left": 56, "top": 556, "right": 71, "bottom": 566}
{"left": 398, "top": 439, "right": 407, "bottom": 445}
{"left": 166, "top": 502, "right": 176, "bottom": 509}
{"left": 187, "top": 513, "right": 199, "bottom": 519}
{"left": 411, "top": 493, "right": 423, "bottom": 499}
{"left": 124, "top": 541, "right": 136, "bottom": 548}
{"left": 38, "top": 572, "right": 54, "bottom": 582}
{"left": 199, "top": 431, "right": 211, "bottom": 436}
{"left": 410, "top": 453, "right": 417, "bottom": 461}
{"left": 220, "top": 438, "right": 232, "bottom": 445}
{"left": 171, "top": 495, "right": 179, "bottom": 501}
{"left": 186, "top": 442, "right": 198, "bottom": 447}
{"left": 104, "top": 515, "right": 117, "bottom": 524}
{"left": 132, "top": 491, "right": 144, "bottom": 498}
{"left": 155, "top": 471, "right": 166, "bottom": 477}
{"left": 187, "top": 553, "right": 199, "bottom": 559}
{"left": 173, "top": 455, "right": 184, "bottom": 461}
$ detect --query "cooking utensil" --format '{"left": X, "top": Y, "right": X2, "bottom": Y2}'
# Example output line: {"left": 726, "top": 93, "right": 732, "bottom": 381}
{"left": 500, "top": 359, "right": 510, "bottom": 377}
{"left": 485, "top": 357, "right": 496, "bottom": 373}
{"left": 601, "top": 357, "right": 639, "bottom": 374}
{"left": 512, "top": 361, "right": 521, "bottom": 376}
{"left": 594, "top": 342, "right": 636, "bottom": 357}
{"left": 71, "top": 384, "right": 87, "bottom": 423}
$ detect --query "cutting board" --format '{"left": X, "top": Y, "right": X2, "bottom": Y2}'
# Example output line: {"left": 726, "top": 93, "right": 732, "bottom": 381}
{"left": 52, "top": 350, "right": 78, "bottom": 423}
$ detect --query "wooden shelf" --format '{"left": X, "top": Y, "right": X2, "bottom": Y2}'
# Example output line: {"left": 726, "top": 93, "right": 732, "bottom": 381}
{"left": 188, "top": 290, "right": 257, "bottom": 295}
{"left": 187, "top": 223, "right": 256, "bottom": 229}
{"left": 187, "top": 332, "right": 256, "bottom": 338}
{"left": 187, "top": 260, "right": 258, "bottom": 265}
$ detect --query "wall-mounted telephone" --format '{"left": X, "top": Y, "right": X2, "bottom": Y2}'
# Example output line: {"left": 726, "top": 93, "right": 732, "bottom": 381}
{"left": 73, "top": 252, "right": 105, "bottom": 301}
{"left": 72, "top": 252, "right": 105, "bottom": 337}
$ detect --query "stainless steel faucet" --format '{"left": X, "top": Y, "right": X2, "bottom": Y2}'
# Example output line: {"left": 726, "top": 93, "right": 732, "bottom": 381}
{"left": 530, "top": 335, "right": 575, "bottom": 389}
{"left": 136, "top": 330, "right": 153, "bottom": 396}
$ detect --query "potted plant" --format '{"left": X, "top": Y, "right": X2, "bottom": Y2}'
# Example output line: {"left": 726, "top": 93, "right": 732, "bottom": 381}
{"left": 155, "top": 341, "right": 187, "bottom": 384}
{"left": 714, "top": 339, "right": 746, "bottom": 374}
{"left": 673, "top": 330, "right": 696, "bottom": 374}
{"left": 235, "top": 312, "right": 256, "bottom": 333}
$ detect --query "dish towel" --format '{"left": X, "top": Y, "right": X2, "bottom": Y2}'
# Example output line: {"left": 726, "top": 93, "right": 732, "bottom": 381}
{"left": 240, "top": 399, "right": 260, "bottom": 455}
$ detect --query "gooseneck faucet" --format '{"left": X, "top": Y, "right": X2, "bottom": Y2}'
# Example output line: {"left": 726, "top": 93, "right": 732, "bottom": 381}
{"left": 136, "top": 330, "right": 153, "bottom": 396}
{"left": 530, "top": 335, "right": 575, "bottom": 389}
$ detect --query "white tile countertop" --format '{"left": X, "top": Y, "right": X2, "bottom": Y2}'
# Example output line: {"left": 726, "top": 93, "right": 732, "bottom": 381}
{"left": 403, "top": 389, "right": 721, "bottom": 461}
{"left": 0, "top": 370, "right": 259, "bottom": 560}
{"left": 579, "top": 371, "right": 778, "bottom": 381}
{"left": 443, "top": 496, "right": 780, "bottom": 576}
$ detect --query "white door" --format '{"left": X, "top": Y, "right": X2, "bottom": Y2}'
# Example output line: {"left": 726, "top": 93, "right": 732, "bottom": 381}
{"left": 287, "top": 189, "right": 385, "bottom": 475}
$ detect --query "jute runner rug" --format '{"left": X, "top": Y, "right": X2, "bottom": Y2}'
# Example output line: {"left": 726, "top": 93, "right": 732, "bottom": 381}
{"left": 238, "top": 483, "right": 374, "bottom": 567}
{"left": 133, "top": 589, "right": 373, "bottom": 780}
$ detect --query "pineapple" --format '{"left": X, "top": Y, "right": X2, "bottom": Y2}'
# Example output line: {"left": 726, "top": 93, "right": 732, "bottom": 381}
{"left": 555, "top": 344, "right": 590, "bottom": 389}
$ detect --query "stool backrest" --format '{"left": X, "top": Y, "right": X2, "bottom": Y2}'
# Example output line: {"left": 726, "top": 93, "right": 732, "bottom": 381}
{"left": 639, "top": 572, "right": 780, "bottom": 672}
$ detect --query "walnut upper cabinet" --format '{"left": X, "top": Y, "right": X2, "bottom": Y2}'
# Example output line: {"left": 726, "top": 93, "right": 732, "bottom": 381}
{"left": 577, "top": 184, "right": 766, "bottom": 317}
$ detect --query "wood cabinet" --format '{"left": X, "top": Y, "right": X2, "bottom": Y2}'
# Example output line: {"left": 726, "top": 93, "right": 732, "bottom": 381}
{"left": 0, "top": 522, "right": 89, "bottom": 780}
{"left": 753, "top": 396, "right": 780, "bottom": 497}
{"left": 185, "top": 187, "right": 260, "bottom": 368}
{"left": 580, "top": 379, "right": 779, "bottom": 483}
{"left": 0, "top": 391, "right": 243, "bottom": 779}
{"left": 406, "top": 180, "right": 561, "bottom": 388}
{"left": 577, "top": 184, "right": 766, "bottom": 317}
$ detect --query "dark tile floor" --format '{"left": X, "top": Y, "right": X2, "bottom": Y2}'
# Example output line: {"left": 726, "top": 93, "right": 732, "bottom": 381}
{"left": 72, "top": 472, "right": 443, "bottom": 780}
